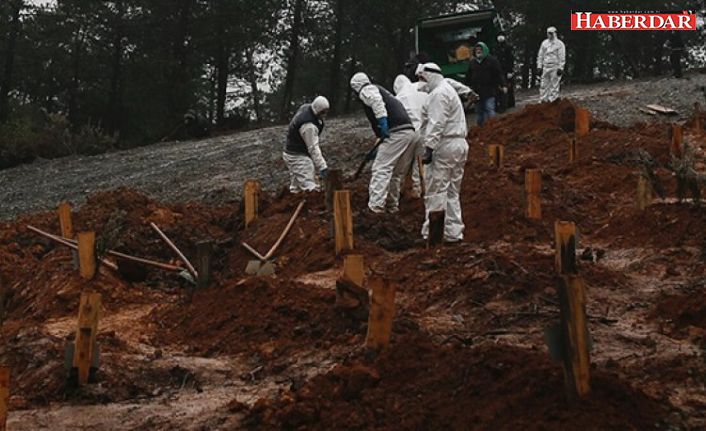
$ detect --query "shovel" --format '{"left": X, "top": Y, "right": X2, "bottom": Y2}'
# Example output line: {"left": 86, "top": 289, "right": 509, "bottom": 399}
{"left": 242, "top": 199, "right": 306, "bottom": 276}
{"left": 349, "top": 138, "right": 382, "bottom": 181}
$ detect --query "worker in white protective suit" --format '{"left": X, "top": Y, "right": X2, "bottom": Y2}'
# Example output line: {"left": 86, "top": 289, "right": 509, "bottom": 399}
{"left": 417, "top": 63, "right": 469, "bottom": 242}
{"left": 350, "top": 72, "right": 416, "bottom": 213}
{"left": 393, "top": 74, "right": 427, "bottom": 198}
{"left": 396, "top": 72, "right": 475, "bottom": 198}
{"left": 537, "top": 26, "right": 566, "bottom": 102}
{"left": 282, "top": 96, "right": 330, "bottom": 193}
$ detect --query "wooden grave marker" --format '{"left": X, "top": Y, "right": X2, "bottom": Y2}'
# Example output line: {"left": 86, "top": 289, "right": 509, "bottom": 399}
{"left": 557, "top": 275, "right": 591, "bottom": 401}
{"left": 74, "top": 292, "right": 101, "bottom": 385}
{"left": 575, "top": 108, "right": 590, "bottom": 137}
{"left": 77, "top": 231, "right": 97, "bottom": 279}
{"left": 569, "top": 138, "right": 579, "bottom": 163}
{"left": 487, "top": 144, "right": 504, "bottom": 169}
{"left": 334, "top": 190, "right": 354, "bottom": 255}
{"left": 554, "top": 221, "right": 577, "bottom": 274}
{"left": 343, "top": 254, "right": 365, "bottom": 288}
{"left": 365, "top": 277, "right": 396, "bottom": 351}
{"left": 637, "top": 175, "right": 652, "bottom": 210}
{"left": 58, "top": 202, "right": 78, "bottom": 269}
{"left": 243, "top": 180, "right": 260, "bottom": 228}
{"left": 525, "top": 169, "right": 542, "bottom": 219}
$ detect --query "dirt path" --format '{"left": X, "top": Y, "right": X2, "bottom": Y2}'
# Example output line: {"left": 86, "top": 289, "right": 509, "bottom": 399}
{"left": 0, "top": 117, "right": 371, "bottom": 220}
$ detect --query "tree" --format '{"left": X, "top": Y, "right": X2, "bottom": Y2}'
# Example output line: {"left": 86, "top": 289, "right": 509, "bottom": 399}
{"left": 0, "top": 0, "right": 23, "bottom": 123}
{"left": 280, "top": 0, "right": 305, "bottom": 120}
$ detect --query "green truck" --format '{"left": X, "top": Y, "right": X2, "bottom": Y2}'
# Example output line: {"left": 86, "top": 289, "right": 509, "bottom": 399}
{"left": 415, "top": 9, "right": 503, "bottom": 81}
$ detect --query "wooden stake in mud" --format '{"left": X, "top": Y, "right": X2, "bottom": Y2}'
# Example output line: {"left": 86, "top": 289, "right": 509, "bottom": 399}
{"left": 58, "top": 202, "right": 78, "bottom": 269}
{"left": 554, "top": 221, "right": 577, "bottom": 274}
{"left": 365, "top": 277, "right": 396, "bottom": 351}
{"left": 343, "top": 254, "right": 365, "bottom": 288}
{"left": 243, "top": 179, "right": 260, "bottom": 228}
{"left": 325, "top": 169, "right": 343, "bottom": 211}
{"left": 637, "top": 175, "right": 652, "bottom": 210}
{"left": 487, "top": 144, "right": 504, "bottom": 169}
{"left": 74, "top": 292, "right": 101, "bottom": 385}
{"left": 670, "top": 124, "right": 683, "bottom": 157}
{"left": 557, "top": 275, "right": 591, "bottom": 401}
{"left": 569, "top": 138, "right": 579, "bottom": 163}
{"left": 525, "top": 169, "right": 542, "bottom": 220}
{"left": 427, "top": 210, "right": 445, "bottom": 248}
{"left": 334, "top": 190, "right": 354, "bottom": 255}
{"left": 336, "top": 255, "right": 368, "bottom": 316}
{"left": 196, "top": 241, "right": 212, "bottom": 288}
{"left": 575, "top": 108, "right": 590, "bottom": 137}
{"left": 77, "top": 231, "right": 97, "bottom": 279}
{"left": 0, "top": 366, "right": 8, "bottom": 431}
{"left": 58, "top": 202, "right": 74, "bottom": 239}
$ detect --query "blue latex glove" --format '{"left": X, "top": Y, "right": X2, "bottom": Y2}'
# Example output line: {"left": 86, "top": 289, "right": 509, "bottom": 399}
{"left": 319, "top": 168, "right": 329, "bottom": 179}
{"left": 365, "top": 148, "right": 378, "bottom": 161}
{"left": 422, "top": 147, "right": 433, "bottom": 165}
{"left": 377, "top": 117, "right": 390, "bottom": 139}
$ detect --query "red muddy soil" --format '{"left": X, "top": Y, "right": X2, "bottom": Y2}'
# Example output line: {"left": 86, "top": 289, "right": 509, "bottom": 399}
{"left": 0, "top": 99, "right": 704, "bottom": 429}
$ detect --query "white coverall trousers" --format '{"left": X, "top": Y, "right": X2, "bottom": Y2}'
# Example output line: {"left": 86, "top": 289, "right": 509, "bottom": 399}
{"left": 282, "top": 151, "right": 318, "bottom": 193}
{"left": 410, "top": 132, "right": 425, "bottom": 197}
{"left": 369, "top": 128, "right": 416, "bottom": 212}
{"left": 539, "top": 67, "right": 562, "bottom": 102}
{"left": 421, "top": 137, "right": 469, "bottom": 242}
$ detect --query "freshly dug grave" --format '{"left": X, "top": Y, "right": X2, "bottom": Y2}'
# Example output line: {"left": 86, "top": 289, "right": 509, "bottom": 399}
{"left": 243, "top": 334, "right": 679, "bottom": 430}
{"left": 150, "top": 277, "right": 363, "bottom": 359}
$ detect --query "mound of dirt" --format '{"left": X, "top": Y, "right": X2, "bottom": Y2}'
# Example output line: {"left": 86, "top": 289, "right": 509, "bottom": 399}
{"left": 243, "top": 335, "right": 678, "bottom": 430}
{"left": 652, "top": 290, "right": 706, "bottom": 337}
{"left": 150, "top": 277, "right": 362, "bottom": 358}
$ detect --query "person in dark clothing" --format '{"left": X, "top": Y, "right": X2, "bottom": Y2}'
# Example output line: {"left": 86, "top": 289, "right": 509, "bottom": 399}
{"left": 404, "top": 51, "right": 430, "bottom": 82}
{"left": 495, "top": 31, "right": 516, "bottom": 112}
{"left": 465, "top": 42, "right": 506, "bottom": 126}
{"left": 183, "top": 110, "right": 210, "bottom": 138}
{"left": 666, "top": 31, "right": 685, "bottom": 78}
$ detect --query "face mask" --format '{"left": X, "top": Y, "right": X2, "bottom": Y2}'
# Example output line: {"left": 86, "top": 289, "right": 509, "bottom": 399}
{"left": 497, "top": 35, "right": 506, "bottom": 43}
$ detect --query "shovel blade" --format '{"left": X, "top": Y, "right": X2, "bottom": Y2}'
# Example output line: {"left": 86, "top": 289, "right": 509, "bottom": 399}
{"left": 257, "top": 261, "right": 276, "bottom": 276}
{"left": 245, "top": 260, "right": 261, "bottom": 275}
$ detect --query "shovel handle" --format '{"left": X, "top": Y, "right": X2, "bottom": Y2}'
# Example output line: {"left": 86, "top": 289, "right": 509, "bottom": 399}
{"left": 352, "top": 138, "right": 383, "bottom": 180}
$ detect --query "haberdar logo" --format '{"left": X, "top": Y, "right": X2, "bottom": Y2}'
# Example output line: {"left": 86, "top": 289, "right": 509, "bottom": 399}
{"left": 571, "top": 11, "right": 697, "bottom": 31}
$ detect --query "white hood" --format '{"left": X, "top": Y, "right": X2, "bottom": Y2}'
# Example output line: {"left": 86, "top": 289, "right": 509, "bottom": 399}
{"left": 350, "top": 72, "right": 371, "bottom": 93}
{"left": 418, "top": 63, "right": 444, "bottom": 92}
{"left": 393, "top": 74, "right": 413, "bottom": 95}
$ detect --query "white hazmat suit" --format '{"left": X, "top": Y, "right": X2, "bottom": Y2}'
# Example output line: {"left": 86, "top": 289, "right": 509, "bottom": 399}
{"left": 350, "top": 72, "right": 416, "bottom": 213}
{"left": 537, "top": 26, "right": 566, "bottom": 102}
{"left": 393, "top": 74, "right": 428, "bottom": 197}
{"left": 397, "top": 71, "right": 474, "bottom": 198}
{"left": 418, "top": 63, "right": 469, "bottom": 242}
{"left": 282, "top": 96, "right": 329, "bottom": 193}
